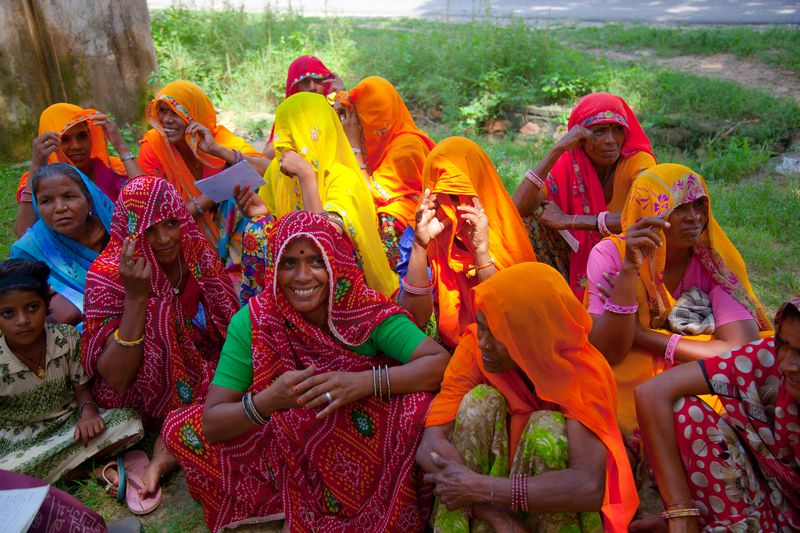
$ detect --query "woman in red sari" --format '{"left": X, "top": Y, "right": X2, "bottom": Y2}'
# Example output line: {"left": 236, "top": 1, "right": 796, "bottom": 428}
{"left": 162, "top": 210, "right": 450, "bottom": 532}
{"left": 513, "top": 92, "right": 656, "bottom": 300}
{"left": 81, "top": 176, "right": 239, "bottom": 496}
{"left": 635, "top": 296, "right": 800, "bottom": 532}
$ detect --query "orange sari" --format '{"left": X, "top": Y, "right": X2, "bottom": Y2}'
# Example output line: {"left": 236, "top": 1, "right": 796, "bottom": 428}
{"left": 17, "top": 103, "right": 127, "bottom": 202}
{"left": 344, "top": 77, "right": 436, "bottom": 227}
{"left": 422, "top": 137, "right": 535, "bottom": 347}
{"left": 427, "top": 263, "right": 637, "bottom": 532}
{"left": 138, "top": 80, "right": 264, "bottom": 260}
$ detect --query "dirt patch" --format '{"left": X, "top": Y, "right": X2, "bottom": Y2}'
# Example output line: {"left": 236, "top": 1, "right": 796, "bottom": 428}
{"left": 588, "top": 49, "right": 800, "bottom": 104}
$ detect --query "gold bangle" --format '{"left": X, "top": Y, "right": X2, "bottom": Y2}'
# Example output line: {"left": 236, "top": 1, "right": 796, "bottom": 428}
{"left": 113, "top": 329, "right": 144, "bottom": 348}
{"left": 660, "top": 508, "right": 700, "bottom": 520}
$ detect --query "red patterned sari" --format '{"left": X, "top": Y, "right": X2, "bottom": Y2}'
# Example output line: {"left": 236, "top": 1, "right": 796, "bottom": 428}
{"left": 81, "top": 176, "right": 239, "bottom": 421}
{"left": 163, "top": 211, "right": 433, "bottom": 532}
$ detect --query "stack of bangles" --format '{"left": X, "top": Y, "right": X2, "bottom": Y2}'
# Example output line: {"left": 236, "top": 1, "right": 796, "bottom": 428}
{"left": 371, "top": 365, "right": 392, "bottom": 401}
{"left": 602, "top": 300, "right": 638, "bottom": 315}
{"left": 242, "top": 391, "right": 270, "bottom": 425}
{"left": 112, "top": 329, "right": 144, "bottom": 348}
{"left": 524, "top": 168, "right": 546, "bottom": 189}
{"left": 660, "top": 507, "right": 700, "bottom": 520}
{"left": 665, "top": 333, "right": 681, "bottom": 365}
{"left": 597, "top": 210, "right": 612, "bottom": 237}
{"left": 511, "top": 473, "right": 529, "bottom": 512}
{"left": 402, "top": 276, "right": 434, "bottom": 296}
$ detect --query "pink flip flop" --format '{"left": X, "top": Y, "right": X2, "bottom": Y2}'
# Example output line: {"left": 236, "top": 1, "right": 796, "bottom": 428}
{"left": 122, "top": 450, "right": 162, "bottom": 516}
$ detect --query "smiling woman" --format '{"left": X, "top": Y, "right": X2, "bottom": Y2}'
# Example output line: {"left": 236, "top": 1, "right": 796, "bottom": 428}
{"left": 161, "top": 210, "right": 450, "bottom": 532}
{"left": 10, "top": 163, "right": 115, "bottom": 327}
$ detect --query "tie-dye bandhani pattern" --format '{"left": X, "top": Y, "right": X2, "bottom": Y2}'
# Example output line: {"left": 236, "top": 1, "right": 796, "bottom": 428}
{"left": 81, "top": 176, "right": 238, "bottom": 420}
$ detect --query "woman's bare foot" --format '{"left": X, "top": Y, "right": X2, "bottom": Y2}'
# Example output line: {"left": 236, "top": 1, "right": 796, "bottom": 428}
{"left": 139, "top": 436, "right": 178, "bottom": 498}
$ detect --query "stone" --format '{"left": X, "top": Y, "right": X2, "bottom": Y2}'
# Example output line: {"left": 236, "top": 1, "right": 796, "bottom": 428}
{"left": 519, "top": 121, "right": 542, "bottom": 137}
{"left": 484, "top": 119, "right": 509, "bottom": 138}
{"left": 0, "top": 0, "right": 157, "bottom": 161}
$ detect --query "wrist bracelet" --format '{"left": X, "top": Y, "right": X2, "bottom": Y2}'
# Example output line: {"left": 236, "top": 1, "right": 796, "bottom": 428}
{"left": 385, "top": 364, "right": 391, "bottom": 401}
{"left": 229, "top": 149, "right": 244, "bottom": 166}
{"left": 597, "top": 211, "right": 612, "bottom": 237}
{"left": 78, "top": 400, "right": 99, "bottom": 416}
{"left": 467, "top": 257, "right": 495, "bottom": 278}
{"left": 402, "top": 276, "right": 434, "bottom": 296}
{"left": 242, "top": 392, "right": 269, "bottom": 425}
{"left": 359, "top": 163, "right": 367, "bottom": 170}
{"left": 113, "top": 329, "right": 144, "bottom": 347}
{"left": 603, "top": 300, "right": 638, "bottom": 314}
{"left": 660, "top": 508, "right": 700, "bottom": 520}
{"left": 665, "top": 333, "right": 681, "bottom": 365}
{"left": 524, "top": 168, "right": 545, "bottom": 189}
{"left": 352, "top": 147, "right": 362, "bottom": 154}
{"left": 120, "top": 152, "right": 135, "bottom": 163}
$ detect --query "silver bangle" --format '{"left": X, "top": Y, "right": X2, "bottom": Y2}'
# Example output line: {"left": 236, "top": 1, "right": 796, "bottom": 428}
{"left": 79, "top": 400, "right": 99, "bottom": 416}
{"left": 120, "top": 152, "right": 135, "bottom": 163}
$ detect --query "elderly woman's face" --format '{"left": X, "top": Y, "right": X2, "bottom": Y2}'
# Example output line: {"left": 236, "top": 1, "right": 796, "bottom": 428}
{"left": 295, "top": 77, "right": 329, "bottom": 95}
{"left": 277, "top": 237, "right": 330, "bottom": 325}
{"left": 584, "top": 123, "right": 625, "bottom": 167}
{"left": 777, "top": 314, "right": 800, "bottom": 401}
{"left": 664, "top": 197, "right": 709, "bottom": 250}
{"left": 35, "top": 173, "right": 91, "bottom": 240}
{"left": 156, "top": 103, "right": 188, "bottom": 144}
{"left": 476, "top": 310, "right": 518, "bottom": 374}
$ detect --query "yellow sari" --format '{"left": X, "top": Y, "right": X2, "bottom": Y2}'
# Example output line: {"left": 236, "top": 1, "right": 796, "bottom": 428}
{"left": 259, "top": 93, "right": 398, "bottom": 297}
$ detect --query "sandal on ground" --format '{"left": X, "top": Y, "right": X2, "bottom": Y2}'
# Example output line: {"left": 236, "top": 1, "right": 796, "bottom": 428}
{"left": 101, "top": 455, "right": 126, "bottom": 503}
{"left": 122, "top": 450, "right": 162, "bottom": 516}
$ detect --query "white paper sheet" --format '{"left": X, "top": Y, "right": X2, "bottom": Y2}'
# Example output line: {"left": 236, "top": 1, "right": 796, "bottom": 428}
{"left": 0, "top": 485, "right": 49, "bottom": 533}
{"left": 558, "top": 229, "right": 580, "bottom": 253}
{"left": 195, "top": 161, "right": 266, "bottom": 203}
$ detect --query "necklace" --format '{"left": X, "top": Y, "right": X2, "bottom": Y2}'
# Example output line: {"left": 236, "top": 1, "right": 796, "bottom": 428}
{"left": 172, "top": 256, "right": 184, "bottom": 295}
{"left": 15, "top": 338, "right": 46, "bottom": 379}
{"left": 678, "top": 249, "right": 693, "bottom": 295}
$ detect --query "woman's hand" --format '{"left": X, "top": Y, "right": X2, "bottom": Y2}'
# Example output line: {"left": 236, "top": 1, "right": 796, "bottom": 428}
{"left": 414, "top": 188, "right": 445, "bottom": 248}
{"left": 92, "top": 114, "right": 128, "bottom": 154}
{"left": 537, "top": 200, "right": 572, "bottom": 230}
{"left": 553, "top": 124, "right": 593, "bottom": 153}
{"left": 295, "top": 370, "right": 371, "bottom": 419}
{"left": 279, "top": 150, "right": 315, "bottom": 181}
{"left": 186, "top": 121, "right": 222, "bottom": 157}
{"left": 119, "top": 237, "right": 152, "bottom": 300}
{"left": 74, "top": 406, "right": 106, "bottom": 447}
{"left": 596, "top": 271, "right": 619, "bottom": 303}
{"left": 623, "top": 217, "right": 670, "bottom": 270}
{"left": 339, "top": 106, "right": 363, "bottom": 150}
{"left": 328, "top": 73, "right": 345, "bottom": 93}
{"left": 253, "top": 365, "right": 317, "bottom": 413}
{"left": 233, "top": 184, "right": 269, "bottom": 218}
{"left": 423, "top": 452, "right": 480, "bottom": 510}
{"left": 31, "top": 131, "right": 61, "bottom": 171}
{"left": 457, "top": 197, "right": 489, "bottom": 256}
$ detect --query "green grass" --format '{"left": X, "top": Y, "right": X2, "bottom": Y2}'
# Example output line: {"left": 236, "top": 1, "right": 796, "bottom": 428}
{"left": 551, "top": 23, "right": 800, "bottom": 74}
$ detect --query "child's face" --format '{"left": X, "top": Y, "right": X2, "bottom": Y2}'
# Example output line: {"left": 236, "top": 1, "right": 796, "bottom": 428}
{"left": 0, "top": 290, "right": 47, "bottom": 347}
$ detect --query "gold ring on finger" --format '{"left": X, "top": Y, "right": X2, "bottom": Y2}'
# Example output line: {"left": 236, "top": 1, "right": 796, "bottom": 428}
{"left": 125, "top": 260, "right": 135, "bottom": 267}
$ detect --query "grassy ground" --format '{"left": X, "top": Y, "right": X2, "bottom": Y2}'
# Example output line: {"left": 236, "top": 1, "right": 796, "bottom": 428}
{"left": 1, "top": 9, "right": 799, "bottom": 530}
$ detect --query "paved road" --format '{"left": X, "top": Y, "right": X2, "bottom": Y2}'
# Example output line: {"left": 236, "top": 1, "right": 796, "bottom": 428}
{"left": 148, "top": 0, "right": 800, "bottom": 24}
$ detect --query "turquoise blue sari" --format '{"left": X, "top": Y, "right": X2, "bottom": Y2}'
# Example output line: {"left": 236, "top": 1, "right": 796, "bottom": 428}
{"left": 10, "top": 165, "right": 115, "bottom": 322}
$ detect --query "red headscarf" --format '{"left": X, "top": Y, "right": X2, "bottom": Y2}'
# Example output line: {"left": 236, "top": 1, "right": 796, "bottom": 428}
{"left": 81, "top": 176, "right": 239, "bottom": 420}
{"left": 548, "top": 92, "right": 655, "bottom": 300}
{"left": 285, "top": 55, "right": 333, "bottom": 97}
{"left": 251, "top": 210, "right": 433, "bottom": 531}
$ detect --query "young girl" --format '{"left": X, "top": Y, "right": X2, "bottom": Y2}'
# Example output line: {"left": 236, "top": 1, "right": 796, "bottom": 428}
{"left": 0, "top": 259, "right": 143, "bottom": 483}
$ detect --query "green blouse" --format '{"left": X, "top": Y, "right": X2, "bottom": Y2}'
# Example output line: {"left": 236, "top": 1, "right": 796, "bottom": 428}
{"left": 212, "top": 306, "right": 428, "bottom": 392}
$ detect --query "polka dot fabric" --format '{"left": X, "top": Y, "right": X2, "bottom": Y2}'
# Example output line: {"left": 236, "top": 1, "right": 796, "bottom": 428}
{"left": 673, "top": 338, "right": 799, "bottom": 530}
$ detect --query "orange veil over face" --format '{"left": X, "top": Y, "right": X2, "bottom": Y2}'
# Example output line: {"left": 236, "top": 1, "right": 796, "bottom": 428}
{"left": 344, "top": 76, "right": 436, "bottom": 227}
{"left": 421, "top": 137, "right": 535, "bottom": 346}
{"left": 474, "top": 263, "right": 637, "bottom": 533}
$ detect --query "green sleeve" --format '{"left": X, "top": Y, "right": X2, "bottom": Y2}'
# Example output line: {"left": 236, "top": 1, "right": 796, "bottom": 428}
{"left": 352, "top": 314, "right": 427, "bottom": 363}
{"left": 211, "top": 306, "right": 253, "bottom": 392}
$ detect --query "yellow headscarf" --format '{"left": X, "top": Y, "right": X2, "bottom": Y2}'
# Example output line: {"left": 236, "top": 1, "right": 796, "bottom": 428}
{"left": 259, "top": 92, "right": 399, "bottom": 297}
